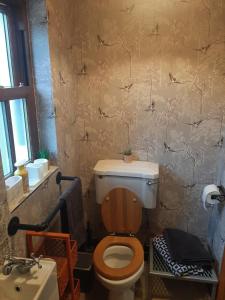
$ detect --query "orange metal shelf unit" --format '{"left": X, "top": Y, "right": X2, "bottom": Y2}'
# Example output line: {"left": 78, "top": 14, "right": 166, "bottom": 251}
{"left": 26, "top": 231, "right": 80, "bottom": 300}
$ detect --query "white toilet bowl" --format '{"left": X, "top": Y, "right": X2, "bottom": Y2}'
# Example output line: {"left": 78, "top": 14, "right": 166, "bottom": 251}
{"left": 93, "top": 238, "right": 144, "bottom": 300}
{"left": 96, "top": 262, "right": 144, "bottom": 300}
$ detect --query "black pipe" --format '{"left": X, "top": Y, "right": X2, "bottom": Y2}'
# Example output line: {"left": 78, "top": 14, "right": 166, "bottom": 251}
{"left": 45, "top": 198, "right": 65, "bottom": 224}
{"left": 56, "top": 171, "right": 77, "bottom": 185}
{"left": 8, "top": 198, "right": 65, "bottom": 236}
{"left": 8, "top": 172, "right": 78, "bottom": 236}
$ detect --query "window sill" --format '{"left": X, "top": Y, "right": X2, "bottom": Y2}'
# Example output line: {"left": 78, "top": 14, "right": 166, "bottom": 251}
{"left": 7, "top": 166, "right": 59, "bottom": 213}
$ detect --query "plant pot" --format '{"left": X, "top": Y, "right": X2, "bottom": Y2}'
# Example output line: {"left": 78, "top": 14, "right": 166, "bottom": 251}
{"left": 123, "top": 154, "right": 133, "bottom": 163}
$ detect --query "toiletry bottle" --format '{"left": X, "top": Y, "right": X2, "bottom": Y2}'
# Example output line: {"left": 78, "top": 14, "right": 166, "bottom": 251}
{"left": 14, "top": 160, "right": 29, "bottom": 193}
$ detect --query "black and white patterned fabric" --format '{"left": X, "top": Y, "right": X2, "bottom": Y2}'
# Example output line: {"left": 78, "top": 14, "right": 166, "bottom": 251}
{"left": 153, "top": 235, "right": 205, "bottom": 277}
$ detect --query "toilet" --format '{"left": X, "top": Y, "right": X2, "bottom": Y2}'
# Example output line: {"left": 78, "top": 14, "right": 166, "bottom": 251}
{"left": 93, "top": 160, "right": 159, "bottom": 300}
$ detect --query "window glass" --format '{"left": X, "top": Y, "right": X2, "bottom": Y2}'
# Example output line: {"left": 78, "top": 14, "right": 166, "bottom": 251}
{"left": 0, "top": 102, "right": 12, "bottom": 175}
{"left": 9, "top": 99, "right": 30, "bottom": 162}
{"left": 0, "top": 11, "right": 13, "bottom": 87}
{"left": 0, "top": 4, "right": 38, "bottom": 177}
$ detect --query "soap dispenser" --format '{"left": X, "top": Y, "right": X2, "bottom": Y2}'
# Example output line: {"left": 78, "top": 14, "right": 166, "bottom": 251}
{"left": 14, "top": 160, "right": 29, "bottom": 193}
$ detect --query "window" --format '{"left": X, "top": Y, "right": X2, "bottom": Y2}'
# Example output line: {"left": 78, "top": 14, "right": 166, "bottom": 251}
{"left": 0, "top": 1, "right": 38, "bottom": 177}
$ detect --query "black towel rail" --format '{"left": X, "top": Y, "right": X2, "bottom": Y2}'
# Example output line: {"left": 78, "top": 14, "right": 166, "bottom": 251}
{"left": 56, "top": 171, "right": 77, "bottom": 185}
{"left": 7, "top": 172, "right": 77, "bottom": 236}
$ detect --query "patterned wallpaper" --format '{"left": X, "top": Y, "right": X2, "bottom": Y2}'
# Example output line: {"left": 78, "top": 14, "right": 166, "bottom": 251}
{"left": 0, "top": 166, "right": 60, "bottom": 262}
{"left": 10, "top": 168, "right": 60, "bottom": 256}
{"left": 0, "top": 155, "right": 10, "bottom": 264}
{"left": 28, "top": 0, "right": 58, "bottom": 160}
{"left": 46, "top": 0, "right": 225, "bottom": 241}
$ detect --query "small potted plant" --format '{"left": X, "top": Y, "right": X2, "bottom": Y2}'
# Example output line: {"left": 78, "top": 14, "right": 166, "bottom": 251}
{"left": 37, "top": 149, "right": 50, "bottom": 168}
{"left": 121, "top": 148, "right": 133, "bottom": 163}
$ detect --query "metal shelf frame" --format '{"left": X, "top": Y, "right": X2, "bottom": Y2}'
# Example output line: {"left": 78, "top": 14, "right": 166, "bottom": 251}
{"left": 149, "top": 240, "right": 218, "bottom": 300}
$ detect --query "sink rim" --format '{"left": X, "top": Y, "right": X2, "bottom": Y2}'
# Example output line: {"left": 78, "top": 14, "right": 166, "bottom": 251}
{"left": 0, "top": 258, "right": 57, "bottom": 300}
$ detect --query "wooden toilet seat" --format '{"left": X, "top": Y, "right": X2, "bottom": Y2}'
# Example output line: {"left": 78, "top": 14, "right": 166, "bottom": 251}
{"left": 93, "top": 235, "right": 144, "bottom": 280}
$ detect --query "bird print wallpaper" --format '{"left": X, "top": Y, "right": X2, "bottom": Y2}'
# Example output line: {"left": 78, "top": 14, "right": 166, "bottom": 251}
{"left": 46, "top": 0, "right": 225, "bottom": 241}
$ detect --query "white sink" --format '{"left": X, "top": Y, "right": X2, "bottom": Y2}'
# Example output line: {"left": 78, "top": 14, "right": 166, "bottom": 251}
{"left": 0, "top": 259, "right": 59, "bottom": 300}
{"left": 5, "top": 176, "right": 23, "bottom": 211}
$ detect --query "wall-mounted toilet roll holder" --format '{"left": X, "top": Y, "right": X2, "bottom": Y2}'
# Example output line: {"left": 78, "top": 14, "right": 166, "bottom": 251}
{"left": 211, "top": 186, "right": 225, "bottom": 202}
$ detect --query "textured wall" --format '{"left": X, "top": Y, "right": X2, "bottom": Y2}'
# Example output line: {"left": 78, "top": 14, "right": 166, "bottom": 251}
{"left": 10, "top": 168, "right": 60, "bottom": 256}
{"left": 208, "top": 156, "right": 225, "bottom": 269}
{"left": 46, "top": 0, "right": 225, "bottom": 241}
{"left": 0, "top": 166, "right": 60, "bottom": 261}
{"left": 28, "top": 0, "right": 57, "bottom": 159}
{"left": 0, "top": 155, "right": 10, "bottom": 264}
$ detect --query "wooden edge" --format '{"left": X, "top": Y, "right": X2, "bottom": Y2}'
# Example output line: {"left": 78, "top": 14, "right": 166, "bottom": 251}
{"left": 0, "top": 86, "right": 32, "bottom": 100}
{"left": 26, "top": 230, "right": 71, "bottom": 240}
{"left": 216, "top": 247, "right": 225, "bottom": 300}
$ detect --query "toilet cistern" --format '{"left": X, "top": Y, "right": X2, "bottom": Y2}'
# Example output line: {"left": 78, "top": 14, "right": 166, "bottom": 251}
{"left": 94, "top": 159, "right": 159, "bottom": 208}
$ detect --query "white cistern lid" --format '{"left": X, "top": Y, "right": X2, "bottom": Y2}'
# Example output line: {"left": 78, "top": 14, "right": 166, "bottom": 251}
{"left": 94, "top": 159, "right": 159, "bottom": 179}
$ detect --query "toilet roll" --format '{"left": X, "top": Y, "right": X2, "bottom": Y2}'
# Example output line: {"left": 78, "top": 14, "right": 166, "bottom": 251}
{"left": 201, "top": 184, "right": 220, "bottom": 210}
